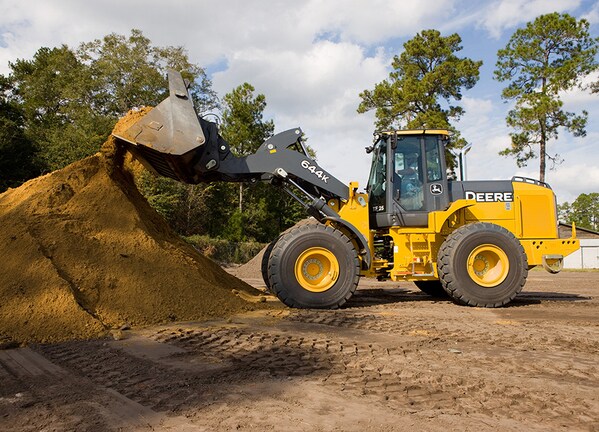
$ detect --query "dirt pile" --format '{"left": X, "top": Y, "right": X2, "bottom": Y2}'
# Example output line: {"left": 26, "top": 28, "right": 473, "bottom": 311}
{"left": 230, "top": 218, "right": 318, "bottom": 281}
{"left": 0, "top": 109, "right": 273, "bottom": 345}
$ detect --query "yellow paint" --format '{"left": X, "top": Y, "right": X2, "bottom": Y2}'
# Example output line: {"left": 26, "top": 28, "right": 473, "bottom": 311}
{"left": 513, "top": 182, "right": 558, "bottom": 238}
{"left": 520, "top": 238, "right": 579, "bottom": 266}
{"left": 294, "top": 247, "right": 339, "bottom": 292}
{"left": 380, "top": 129, "right": 450, "bottom": 136}
{"left": 332, "top": 176, "right": 578, "bottom": 281}
{"left": 335, "top": 182, "right": 371, "bottom": 271}
{"left": 466, "top": 244, "right": 510, "bottom": 287}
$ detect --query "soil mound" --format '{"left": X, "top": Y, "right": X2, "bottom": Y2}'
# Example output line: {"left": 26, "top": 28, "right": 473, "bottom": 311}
{"left": 230, "top": 218, "right": 318, "bottom": 281}
{"left": 0, "top": 109, "right": 273, "bottom": 345}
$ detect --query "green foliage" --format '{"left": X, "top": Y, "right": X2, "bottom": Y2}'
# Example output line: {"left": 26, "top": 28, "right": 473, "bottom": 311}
{"left": 494, "top": 13, "right": 599, "bottom": 182}
{"left": 184, "top": 235, "right": 265, "bottom": 264}
{"left": 558, "top": 193, "right": 599, "bottom": 231}
{"left": 220, "top": 83, "right": 274, "bottom": 157}
{"left": 0, "top": 76, "right": 40, "bottom": 191}
{"left": 77, "top": 29, "right": 217, "bottom": 117}
{"left": 216, "top": 83, "right": 306, "bottom": 243}
{"left": 135, "top": 170, "right": 216, "bottom": 236}
{"left": 8, "top": 46, "right": 113, "bottom": 172}
{"left": 4, "top": 29, "right": 217, "bottom": 179}
{"left": 358, "top": 29, "right": 482, "bottom": 166}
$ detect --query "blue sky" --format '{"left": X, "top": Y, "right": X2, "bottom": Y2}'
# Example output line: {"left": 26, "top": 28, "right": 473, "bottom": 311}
{"left": 1, "top": 0, "right": 598, "bottom": 204}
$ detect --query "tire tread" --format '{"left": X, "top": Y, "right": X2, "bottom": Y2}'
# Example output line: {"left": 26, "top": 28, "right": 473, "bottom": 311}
{"left": 268, "top": 223, "right": 359, "bottom": 309}
{"left": 437, "top": 222, "right": 528, "bottom": 307}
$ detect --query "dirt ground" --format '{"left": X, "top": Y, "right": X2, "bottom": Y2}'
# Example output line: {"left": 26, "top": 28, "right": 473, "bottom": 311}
{"left": 1, "top": 271, "right": 597, "bottom": 432}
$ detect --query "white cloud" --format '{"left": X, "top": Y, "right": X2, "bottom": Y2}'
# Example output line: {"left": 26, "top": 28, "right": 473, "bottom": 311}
{"left": 560, "top": 71, "right": 599, "bottom": 108}
{"left": 212, "top": 40, "right": 390, "bottom": 187}
{"left": 582, "top": 1, "right": 599, "bottom": 23}
{"left": 477, "top": 0, "right": 581, "bottom": 38}
{"left": 0, "top": 0, "right": 598, "bottom": 201}
{"left": 301, "top": 0, "right": 457, "bottom": 44}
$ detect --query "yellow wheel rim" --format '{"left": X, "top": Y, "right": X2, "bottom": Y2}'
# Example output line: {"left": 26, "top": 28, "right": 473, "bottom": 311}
{"left": 294, "top": 247, "right": 339, "bottom": 293}
{"left": 467, "top": 244, "right": 509, "bottom": 287}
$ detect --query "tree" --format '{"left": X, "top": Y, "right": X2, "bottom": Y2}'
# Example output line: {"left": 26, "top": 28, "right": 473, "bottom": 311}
{"left": 494, "top": 13, "right": 599, "bottom": 183}
{"left": 0, "top": 75, "right": 40, "bottom": 191}
{"left": 558, "top": 192, "right": 599, "bottom": 231}
{"left": 77, "top": 29, "right": 217, "bottom": 117}
{"left": 8, "top": 46, "right": 112, "bottom": 171}
{"left": 220, "top": 82, "right": 275, "bottom": 210}
{"left": 357, "top": 29, "right": 482, "bottom": 165}
{"left": 135, "top": 170, "right": 217, "bottom": 236}
{"left": 6, "top": 29, "right": 218, "bottom": 175}
{"left": 219, "top": 83, "right": 273, "bottom": 241}
{"left": 218, "top": 83, "right": 306, "bottom": 242}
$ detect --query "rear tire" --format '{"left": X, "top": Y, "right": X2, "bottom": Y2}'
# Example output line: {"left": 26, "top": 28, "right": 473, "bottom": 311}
{"left": 438, "top": 223, "right": 527, "bottom": 307}
{"left": 414, "top": 280, "right": 448, "bottom": 298}
{"left": 261, "top": 236, "right": 281, "bottom": 293}
{"left": 267, "top": 224, "right": 359, "bottom": 309}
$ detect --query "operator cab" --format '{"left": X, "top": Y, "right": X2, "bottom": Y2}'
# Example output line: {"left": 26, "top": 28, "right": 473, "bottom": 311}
{"left": 366, "top": 130, "right": 450, "bottom": 228}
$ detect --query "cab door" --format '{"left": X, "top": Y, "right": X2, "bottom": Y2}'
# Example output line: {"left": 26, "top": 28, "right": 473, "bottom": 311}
{"left": 367, "top": 132, "right": 450, "bottom": 229}
{"left": 392, "top": 134, "right": 449, "bottom": 227}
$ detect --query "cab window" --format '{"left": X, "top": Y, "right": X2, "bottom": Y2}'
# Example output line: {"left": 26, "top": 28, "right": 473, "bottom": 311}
{"left": 367, "top": 139, "right": 387, "bottom": 211}
{"left": 394, "top": 137, "right": 423, "bottom": 211}
{"left": 425, "top": 136, "right": 442, "bottom": 182}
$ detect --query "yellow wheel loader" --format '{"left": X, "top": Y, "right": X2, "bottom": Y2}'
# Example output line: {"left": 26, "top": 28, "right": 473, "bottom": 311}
{"left": 113, "top": 70, "right": 579, "bottom": 309}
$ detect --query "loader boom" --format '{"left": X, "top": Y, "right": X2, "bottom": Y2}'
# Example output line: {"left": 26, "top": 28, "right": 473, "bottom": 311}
{"left": 113, "top": 69, "right": 372, "bottom": 267}
{"left": 114, "top": 70, "right": 347, "bottom": 199}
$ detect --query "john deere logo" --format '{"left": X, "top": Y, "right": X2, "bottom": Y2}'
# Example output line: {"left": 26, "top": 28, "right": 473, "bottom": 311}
{"left": 430, "top": 183, "right": 443, "bottom": 195}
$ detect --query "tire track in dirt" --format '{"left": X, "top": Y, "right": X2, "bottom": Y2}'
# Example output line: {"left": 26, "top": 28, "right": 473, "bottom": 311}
{"left": 0, "top": 347, "right": 201, "bottom": 431}
{"left": 31, "top": 301, "right": 599, "bottom": 431}
{"left": 36, "top": 341, "right": 207, "bottom": 413}
{"left": 269, "top": 307, "right": 599, "bottom": 425}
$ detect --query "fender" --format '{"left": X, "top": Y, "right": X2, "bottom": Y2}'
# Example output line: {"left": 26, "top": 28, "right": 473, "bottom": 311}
{"left": 322, "top": 216, "right": 372, "bottom": 270}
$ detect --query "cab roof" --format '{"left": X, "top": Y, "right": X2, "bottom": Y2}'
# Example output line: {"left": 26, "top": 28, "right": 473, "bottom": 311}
{"left": 379, "top": 129, "right": 450, "bottom": 136}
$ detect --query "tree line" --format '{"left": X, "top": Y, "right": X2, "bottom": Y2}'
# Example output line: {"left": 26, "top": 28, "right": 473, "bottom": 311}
{"left": 1, "top": 12, "right": 598, "bottom": 239}
{"left": 0, "top": 30, "right": 304, "bottom": 243}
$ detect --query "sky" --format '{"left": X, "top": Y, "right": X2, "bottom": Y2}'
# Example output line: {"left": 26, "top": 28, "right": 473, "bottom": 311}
{"left": 1, "top": 0, "right": 598, "bottom": 204}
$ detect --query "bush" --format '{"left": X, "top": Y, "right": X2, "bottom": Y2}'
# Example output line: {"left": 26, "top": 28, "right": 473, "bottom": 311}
{"left": 184, "top": 235, "right": 265, "bottom": 264}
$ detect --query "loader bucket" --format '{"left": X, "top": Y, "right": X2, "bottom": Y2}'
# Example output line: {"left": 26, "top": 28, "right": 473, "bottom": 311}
{"left": 112, "top": 69, "right": 206, "bottom": 183}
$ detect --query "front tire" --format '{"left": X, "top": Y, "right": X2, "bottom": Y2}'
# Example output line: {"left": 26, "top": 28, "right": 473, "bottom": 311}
{"left": 438, "top": 223, "right": 527, "bottom": 307}
{"left": 267, "top": 224, "right": 359, "bottom": 309}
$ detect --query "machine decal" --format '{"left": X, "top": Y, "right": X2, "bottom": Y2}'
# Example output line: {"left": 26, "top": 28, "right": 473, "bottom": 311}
{"left": 430, "top": 183, "right": 443, "bottom": 195}
{"left": 301, "top": 160, "right": 329, "bottom": 183}
{"left": 465, "top": 191, "right": 514, "bottom": 202}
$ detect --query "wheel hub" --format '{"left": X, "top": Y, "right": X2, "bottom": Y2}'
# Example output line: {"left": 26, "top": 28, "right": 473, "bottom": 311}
{"left": 467, "top": 244, "right": 509, "bottom": 287}
{"left": 294, "top": 247, "right": 339, "bottom": 293}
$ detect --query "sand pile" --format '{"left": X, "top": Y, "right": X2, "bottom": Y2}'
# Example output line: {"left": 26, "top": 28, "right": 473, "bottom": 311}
{"left": 0, "top": 109, "right": 273, "bottom": 345}
{"left": 230, "top": 218, "right": 318, "bottom": 281}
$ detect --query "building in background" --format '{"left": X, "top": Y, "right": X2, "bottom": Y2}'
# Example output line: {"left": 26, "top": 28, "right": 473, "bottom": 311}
{"left": 559, "top": 223, "right": 599, "bottom": 269}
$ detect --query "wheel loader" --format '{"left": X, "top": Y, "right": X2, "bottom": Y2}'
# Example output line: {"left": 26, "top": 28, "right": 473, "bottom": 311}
{"left": 113, "top": 70, "right": 580, "bottom": 309}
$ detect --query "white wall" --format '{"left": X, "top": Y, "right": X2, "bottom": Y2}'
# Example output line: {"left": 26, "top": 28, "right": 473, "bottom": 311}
{"left": 563, "top": 239, "right": 599, "bottom": 269}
